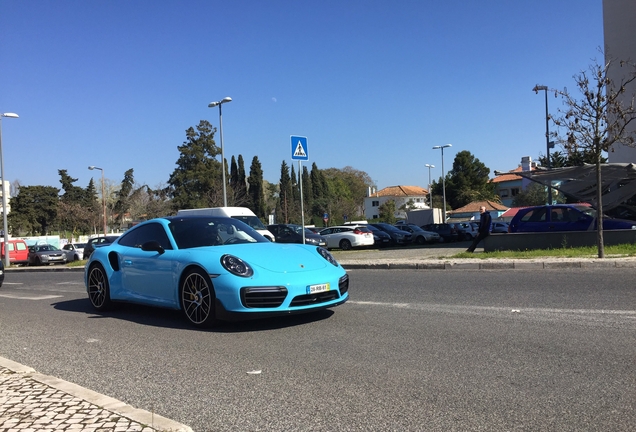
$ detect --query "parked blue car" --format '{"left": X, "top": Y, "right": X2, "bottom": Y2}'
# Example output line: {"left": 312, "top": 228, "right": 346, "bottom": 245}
{"left": 85, "top": 216, "right": 348, "bottom": 328}
{"left": 508, "top": 204, "right": 636, "bottom": 233}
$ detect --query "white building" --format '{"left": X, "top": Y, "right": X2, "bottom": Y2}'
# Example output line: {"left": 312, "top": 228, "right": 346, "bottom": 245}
{"left": 604, "top": 0, "right": 636, "bottom": 162}
{"left": 364, "top": 185, "right": 429, "bottom": 220}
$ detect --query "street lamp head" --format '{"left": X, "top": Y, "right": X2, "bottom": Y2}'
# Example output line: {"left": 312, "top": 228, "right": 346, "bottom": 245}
{"left": 533, "top": 85, "right": 548, "bottom": 93}
{"left": 433, "top": 144, "right": 452, "bottom": 150}
{"left": 1, "top": 113, "right": 19, "bottom": 118}
{"left": 425, "top": 164, "right": 435, "bottom": 168}
{"left": 208, "top": 97, "right": 233, "bottom": 108}
{"left": 88, "top": 166, "right": 103, "bottom": 171}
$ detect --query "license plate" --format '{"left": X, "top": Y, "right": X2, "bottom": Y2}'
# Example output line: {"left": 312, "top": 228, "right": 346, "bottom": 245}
{"left": 307, "top": 283, "right": 330, "bottom": 294}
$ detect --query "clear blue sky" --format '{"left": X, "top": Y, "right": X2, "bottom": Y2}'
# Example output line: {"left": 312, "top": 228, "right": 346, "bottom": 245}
{"left": 1, "top": 0, "right": 604, "bottom": 194}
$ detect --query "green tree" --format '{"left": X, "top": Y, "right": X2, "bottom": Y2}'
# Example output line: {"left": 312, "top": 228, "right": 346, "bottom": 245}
{"left": 8, "top": 186, "right": 59, "bottom": 236}
{"left": 58, "top": 170, "right": 87, "bottom": 204}
{"left": 310, "top": 163, "right": 328, "bottom": 224}
{"left": 301, "top": 165, "right": 312, "bottom": 220}
{"left": 537, "top": 150, "right": 606, "bottom": 168}
{"left": 248, "top": 156, "right": 266, "bottom": 220}
{"left": 289, "top": 164, "right": 300, "bottom": 223}
{"left": 168, "top": 120, "right": 223, "bottom": 210}
{"left": 511, "top": 183, "right": 549, "bottom": 207}
{"left": 229, "top": 155, "right": 249, "bottom": 207}
{"left": 378, "top": 200, "right": 397, "bottom": 224}
{"left": 445, "top": 150, "right": 497, "bottom": 209}
{"left": 57, "top": 170, "right": 95, "bottom": 234}
{"left": 113, "top": 168, "right": 134, "bottom": 226}
{"left": 278, "top": 161, "right": 292, "bottom": 223}
{"left": 551, "top": 56, "right": 636, "bottom": 258}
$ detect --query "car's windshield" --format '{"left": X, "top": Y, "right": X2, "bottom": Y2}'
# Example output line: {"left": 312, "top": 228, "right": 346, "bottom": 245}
{"left": 232, "top": 215, "right": 266, "bottom": 230}
{"left": 376, "top": 223, "right": 400, "bottom": 232}
{"left": 573, "top": 205, "right": 596, "bottom": 218}
{"left": 36, "top": 245, "right": 59, "bottom": 252}
{"left": 169, "top": 217, "right": 268, "bottom": 249}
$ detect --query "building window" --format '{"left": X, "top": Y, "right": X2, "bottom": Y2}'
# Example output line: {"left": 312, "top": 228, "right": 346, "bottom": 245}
{"left": 372, "top": 200, "right": 379, "bottom": 207}
{"left": 499, "top": 189, "right": 509, "bottom": 198}
{"left": 511, "top": 188, "right": 520, "bottom": 197}
{"left": 372, "top": 214, "right": 378, "bottom": 219}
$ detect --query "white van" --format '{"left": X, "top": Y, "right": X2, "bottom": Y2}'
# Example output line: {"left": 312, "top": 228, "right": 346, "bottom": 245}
{"left": 176, "top": 207, "right": 275, "bottom": 241}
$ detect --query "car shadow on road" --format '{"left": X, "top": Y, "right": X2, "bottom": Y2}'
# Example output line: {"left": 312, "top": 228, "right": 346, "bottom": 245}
{"left": 52, "top": 298, "right": 334, "bottom": 332}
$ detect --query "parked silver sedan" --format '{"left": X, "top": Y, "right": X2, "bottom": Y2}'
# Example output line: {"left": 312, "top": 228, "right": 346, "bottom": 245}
{"left": 62, "top": 243, "right": 86, "bottom": 261}
{"left": 395, "top": 223, "right": 441, "bottom": 244}
{"left": 28, "top": 244, "right": 68, "bottom": 266}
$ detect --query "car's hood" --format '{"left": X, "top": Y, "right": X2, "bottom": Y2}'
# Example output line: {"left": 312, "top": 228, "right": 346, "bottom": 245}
{"left": 211, "top": 242, "right": 331, "bottom": 273}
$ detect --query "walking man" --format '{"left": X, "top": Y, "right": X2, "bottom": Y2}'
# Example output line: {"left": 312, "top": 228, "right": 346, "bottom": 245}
{"left": 466, "top": 205, "right": 492, "bottom": 253}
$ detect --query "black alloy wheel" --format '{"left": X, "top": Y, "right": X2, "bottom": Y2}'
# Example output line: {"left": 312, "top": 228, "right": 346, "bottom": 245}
{"left": 180, "top": 268, "right": 217, "bottom": 328}
{"left": 339, "top": 239, "right": 352, "bottom": 250}
{"left": 87, "top": 263, "right": 112, "bottom": 311}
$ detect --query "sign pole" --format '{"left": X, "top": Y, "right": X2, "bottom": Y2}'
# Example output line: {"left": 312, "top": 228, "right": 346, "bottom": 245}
{"left": 299, "top": 160, "right": 305, "bottom": 244}
{"left": 291, "top": 135, "right": 309, "bottom": 244}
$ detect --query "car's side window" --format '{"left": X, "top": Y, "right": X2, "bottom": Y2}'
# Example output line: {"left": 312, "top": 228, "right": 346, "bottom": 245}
{"left": 119, "top": 223, "right": 172, "bottom": 250}
{"left": 522, "top": 208, "right": 547, "bottom": 222}
{"left": 551, "top": 208, "right": 570, "bottom": 222}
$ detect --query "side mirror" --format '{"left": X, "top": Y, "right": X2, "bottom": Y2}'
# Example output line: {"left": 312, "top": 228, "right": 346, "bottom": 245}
{"left": 141, "top": 240, "right": 165, "bottom": 255}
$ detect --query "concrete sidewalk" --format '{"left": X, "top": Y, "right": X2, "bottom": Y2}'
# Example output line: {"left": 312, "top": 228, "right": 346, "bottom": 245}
{"left": 0, "top": 356, "right": 192, "bottom": 432}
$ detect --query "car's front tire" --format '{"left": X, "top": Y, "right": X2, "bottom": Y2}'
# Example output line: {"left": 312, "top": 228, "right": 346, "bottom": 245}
{"left": 87, "top": 263, "right": 112, "bottom": 311}
{"left": 180, "top": 268, "right": 217, "bottom": 328}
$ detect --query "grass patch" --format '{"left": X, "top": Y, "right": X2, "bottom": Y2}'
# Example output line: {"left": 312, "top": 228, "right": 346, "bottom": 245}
{"left": 67, "top": 260, "right": 87, "bottom": 267}
{"left": 453, "top": 243, "right": 636, "bottom": 259}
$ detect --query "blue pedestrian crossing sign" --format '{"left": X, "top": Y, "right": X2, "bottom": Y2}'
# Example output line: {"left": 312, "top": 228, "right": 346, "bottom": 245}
{"left": 291, "top": 136, "right": 308, "bottom": 160}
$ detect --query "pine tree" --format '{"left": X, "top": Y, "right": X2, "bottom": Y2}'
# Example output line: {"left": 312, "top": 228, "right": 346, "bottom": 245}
{"left": 248, "top": 156, "right": 266, "bottom": 219}
{"left": 279, "top": 161, "right": 292, "bottom": 223}
{"left": 113, "top": 169, "right": 134, "bottom": 226}
{"left": 168, "top": 120, "right": 223, "bottom": 209}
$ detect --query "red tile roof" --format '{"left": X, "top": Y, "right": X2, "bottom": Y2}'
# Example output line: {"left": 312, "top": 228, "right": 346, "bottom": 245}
{"left": 373, "top": 185, "right": 428, "bottom": 197}
{"left": 491, "top": 165, "right": 536, "bottom": 183}
{"left": 449, "top": 200, "right": 508, "bottom": 213}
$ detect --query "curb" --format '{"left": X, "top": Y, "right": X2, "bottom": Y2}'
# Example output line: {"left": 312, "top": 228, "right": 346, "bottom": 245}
{"left": 4, "top": 266, "right": 85, "bottom": 272}
{"left": 340, "top": 259, "right": 636, "bottom": 270}
{"left": 0, "top": 356, "right": 193, "bottom": 432}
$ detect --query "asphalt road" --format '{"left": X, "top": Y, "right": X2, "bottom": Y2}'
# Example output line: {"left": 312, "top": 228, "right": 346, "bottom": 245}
{"left": 1, "top": 269, "right": 635, "bottom": 431}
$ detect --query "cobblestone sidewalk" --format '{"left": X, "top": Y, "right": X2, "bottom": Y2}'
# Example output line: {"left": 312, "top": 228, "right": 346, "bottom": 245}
{"left": 0, "top": 358, "right": 192, "bottom": 432}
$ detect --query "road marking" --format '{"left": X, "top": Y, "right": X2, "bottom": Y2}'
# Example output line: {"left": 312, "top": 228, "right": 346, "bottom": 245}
{"left": 2, "top": 282, "right": 23, "bottom": 285}
{"left": 348, "top": 301, "right": 636, "bottom": 316}
{"left": 0, "top": 294, "right": 63, "bottom": 300}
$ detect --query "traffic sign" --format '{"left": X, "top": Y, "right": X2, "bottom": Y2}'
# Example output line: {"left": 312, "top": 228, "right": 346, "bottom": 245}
{"left": 291, "top": 136, "right": 308, "bottom": 160}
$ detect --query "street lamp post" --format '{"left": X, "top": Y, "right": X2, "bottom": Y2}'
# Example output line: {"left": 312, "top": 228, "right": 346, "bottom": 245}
{"left": 0, "top": 113, "right": 18, "bottom": 267}
{"left": 533, "top": 84, "right": 553, "bottom": 204}
{"left": 208, "top": 97, "right": 232, "bottom": 207}
{"left": 88, "top": 166, "right": 107, "bottom": 236}
{"left": 432, "top": 144, "right": 452, "bottom": 221}
{"left": 424, "top": 163, "right": 435, "bottom": 208}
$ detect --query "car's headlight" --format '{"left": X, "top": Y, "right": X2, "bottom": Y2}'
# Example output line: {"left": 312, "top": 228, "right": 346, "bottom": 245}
{"left": 221, "top": 254, "right": 253, "bottom": 277}
{"left": 317, "top": 247, "right": 339, "bottom": 267}
{"left": 305, "top": 237, "right": 319, "bottom": 245}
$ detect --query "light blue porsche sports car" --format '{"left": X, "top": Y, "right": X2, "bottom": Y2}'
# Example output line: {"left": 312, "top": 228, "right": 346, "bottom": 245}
{"left": 85, "top": 216, "right": 349, "bottom": 327}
